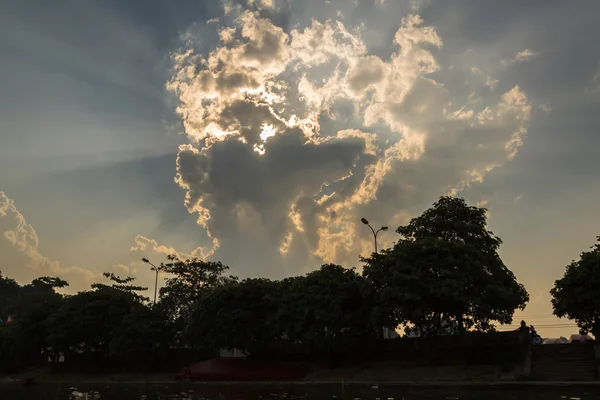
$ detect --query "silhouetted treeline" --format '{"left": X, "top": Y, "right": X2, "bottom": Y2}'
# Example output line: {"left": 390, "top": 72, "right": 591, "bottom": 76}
{"left": 0, "top": 196, "right": 593, "bottom": 373}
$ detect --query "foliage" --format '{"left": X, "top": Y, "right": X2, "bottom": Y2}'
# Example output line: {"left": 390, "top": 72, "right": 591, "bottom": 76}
{"left": 0, "top": 198, "right": 540, "bottom": 372}
{"left": 159, "top": 255, "right": 236, "bottom": 311}
{"left": 189, "top": 264, "right": 378, "bottom": 362}
{"left": 280, "top": 264, "right": 377, "bottom": 351}
{"left": 32, "top": 276, "right": 69, "bottom": 289}
{"left": 8, "top": 277, "right": 67, "bottom": 365}
{"left": 0, "top": 273, "right": 167, "bottom": 370}
{"left": 108, "top": 306, "right": 174, "bottom": 358}
{"left": 157, "top": 255, "right": 237, "bottom": 345}
{"left": 550, "top": 237, "right": 600, "bottom": 337}
{"left": 189, "top": 278, "right": 281, "bottom": 356}
{"left": 45, "top": 286, "right": 143, "bottom": 358}
{"left": 91, "top": 272, "right": 149, "bottom": 303}
{"left": 397, "top": 197, "right": 501, "bottom": 254}
{"left": 0, "top": 323, "right": 16, "bottom": 372}
{"left": 363, "top": 196, "right": 529, "bottom": 336}
{"left": 0, "top": 270, "right": 19, "bottom": 321}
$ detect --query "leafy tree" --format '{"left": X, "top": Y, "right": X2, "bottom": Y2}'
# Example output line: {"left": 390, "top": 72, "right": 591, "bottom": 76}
{"left": 157, "top": 255, "right": 237, "bottom": 345}
{"left": 189, "top": 278, "right": 281, "bottom": 356}
{"left": 45, "top": 286, "right": 142, "bottom": 358}
{"left": 33, "top": 276, "right": 69, "bottom": 289}
{"left": 0, "top": 270, "right": 20, "bottom": 321}
{"left": 92, "top": 272, "right": 149, "bottom": 303}
{"left": 0, "top": 320, "right": 16, "bottom": 372}
{"left": 397, "top": 197, "right": 502, "bottom": 254}
{"left": 189, "top": 265, "right": 377, "bottom": 361}
{"left": 9, "top": 277, "right": 67, "bottom": 365}
{"left": 363, "top": 196, "right": 529, "bottom": 336}
{"left": 108, "top": 306, "right": 174, "bottom": 359}
{"left": 45, "top": 273, "right": 173, "bottom": 365}
{"left": 550, "top": 237, "right": 600, "bottom": 337}
{"left": 279, "top": 264, "right": 378, "bottom": 360}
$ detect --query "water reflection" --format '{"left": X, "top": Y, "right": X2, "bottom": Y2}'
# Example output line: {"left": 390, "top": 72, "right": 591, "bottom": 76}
{"left": 2, "top": 384, "right": 600, "bottom": 400}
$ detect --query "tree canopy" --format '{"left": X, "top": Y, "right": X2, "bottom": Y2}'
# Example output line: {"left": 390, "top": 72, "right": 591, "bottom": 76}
{"left": 0, "top": 271, "right": 19, "bottom": 321}
{"left": 363, "top": 196, "right": 529, "bottom": 336}
{"left": 188, "top": 265, "right": 379, "bottom": 360}
{"left": 280, "top": 264, "right": 377, "bottom": 349}
{"left": 156, "top": 255, "right": 237, "bottom": 347}
{"left": 189, "top": 278, "right": 281, "bottom": 356}
{"left": 1, "top": 276, "right": 66, "bottom": 367}
{"left": 550, "top": 237, "right": 600, "bottom": 337}
{"left": 91, "top": 272, "right": 149, "bottom": 303}
{"left": 0, "top": 196, "right": 544, "bottom": 373}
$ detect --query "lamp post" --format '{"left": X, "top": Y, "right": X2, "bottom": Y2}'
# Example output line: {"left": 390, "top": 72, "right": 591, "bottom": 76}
{"left": 361, "top": 217, "right": 390, "bottom": 339}
{"left": 142, "top": 258, "right": 159, "bottom": 305}
{"left": 360, "top": 217, "right": 388, "bottom": 254}
{"left": 142, "top": 258, "right": 173, "bottom": 305}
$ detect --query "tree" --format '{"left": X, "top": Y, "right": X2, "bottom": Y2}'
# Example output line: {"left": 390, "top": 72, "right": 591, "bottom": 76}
{"left": 108, "top": 306, "right": 174, "bottom": 360}
{"left": 45, "top": 286, "right": 142, "bottom": 359}
{"left": 550, "top": 237, "right": 600, "bottom": 337}
{"left": 32, "top": 276, "right": 69, "bottom": 290}
{"left": 189, "top": 278, "right": 281, "bottom": 356}
{"left": 8, "top": 277, "right": 67, "bottom": 365}
{"left": 397, "top": 197, "right": 502, "bottom": 254}
{"left": 0, "top": 274, "right": 69, "bottom": 367}
{"left": 92, "top": 272, "right": 149, "bottom": 303}
{"left": 157, "top": 255, "right": 237, "bottom": 345}
{"left": 0, "top": 271, "right": 19, "bottom": 371}
{"left": 0, "top": 322, "right": 16, "bottom": 372}
{"left": 0, "top": 271, "right": 20, "bottom": 321}
{"left": 363, "top": 196, "right": 529, "bottom": 336}
{"left": 279, "top": 264, "right": 378, "bottom": 360}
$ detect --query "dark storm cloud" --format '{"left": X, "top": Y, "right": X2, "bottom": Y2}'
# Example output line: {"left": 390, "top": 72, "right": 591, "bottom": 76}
{"left": 165, "top": 1, "right": 543, "bottom": 276}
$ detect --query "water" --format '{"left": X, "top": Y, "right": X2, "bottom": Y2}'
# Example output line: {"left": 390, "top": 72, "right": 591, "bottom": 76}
{"left": 3, "top": 384, "right": 600, "bottom": 400}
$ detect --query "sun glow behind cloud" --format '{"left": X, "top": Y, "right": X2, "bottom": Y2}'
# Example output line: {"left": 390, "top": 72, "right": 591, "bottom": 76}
{"left": 166, "top": 1, "right": 532, "bottom": 272}
{"left": 254, "top": 123, "right": 278, "bottom": 154}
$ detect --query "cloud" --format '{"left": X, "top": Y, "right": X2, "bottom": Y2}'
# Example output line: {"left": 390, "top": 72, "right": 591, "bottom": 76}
{"left": 0, "top": 191, "right": 97, "bottom": 290}
{"left": 514, "top": 49, "right": 538, "bottom": 62}
{"left": 471, "top": 67, "right": 498, "bottom": 90}
{"left": 130, "top": 234, "right": 217, "bottom": 263}
{"left": 115, "top": 234, "right": 222, "bottom": 292}
{"left": 503, "top": 48, "right": 539, "bottom": 66}
{"left": 166, "top": 5, "right": 533, "bottom": 276}
{"left": 0, "top": 192, "right": 198, "bottom": 294}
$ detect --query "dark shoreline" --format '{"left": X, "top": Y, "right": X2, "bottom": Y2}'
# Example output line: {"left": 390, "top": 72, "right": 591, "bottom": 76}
{"left": 4, "top": 379, "right": 600, "bottom": 388}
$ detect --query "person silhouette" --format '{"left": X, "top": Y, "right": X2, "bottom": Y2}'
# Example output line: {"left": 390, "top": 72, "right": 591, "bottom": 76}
{"left": 518, "top": 320, "right": 530, "bottom": 334}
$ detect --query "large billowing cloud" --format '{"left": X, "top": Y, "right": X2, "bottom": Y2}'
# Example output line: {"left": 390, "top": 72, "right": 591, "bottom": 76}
{"left": 167, "top": 3, "right": 532, "bottom": 277}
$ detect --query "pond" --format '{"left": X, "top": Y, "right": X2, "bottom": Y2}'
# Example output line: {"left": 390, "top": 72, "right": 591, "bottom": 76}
{"left": 3, "top": 384, "right": 600, "bottom": 400}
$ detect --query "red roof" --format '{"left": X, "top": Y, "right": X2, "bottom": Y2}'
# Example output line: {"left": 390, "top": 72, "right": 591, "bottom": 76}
{"left": 176, "top": 359, "right": 306, "bottom": 381}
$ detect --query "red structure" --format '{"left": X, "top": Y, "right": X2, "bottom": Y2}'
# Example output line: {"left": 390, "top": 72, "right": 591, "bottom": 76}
{"left": 175, "top": 359, "right": 306, "bottom": 381}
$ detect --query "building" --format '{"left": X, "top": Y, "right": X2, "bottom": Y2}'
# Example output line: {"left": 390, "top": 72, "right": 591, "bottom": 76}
{"left": 219, "top": 348, "right": 246, "bottom": 358}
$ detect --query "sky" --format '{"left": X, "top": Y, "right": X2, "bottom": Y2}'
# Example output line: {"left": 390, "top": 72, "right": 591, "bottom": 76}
{"left": 1, "top": 0, "right": 600, "bottom": 339}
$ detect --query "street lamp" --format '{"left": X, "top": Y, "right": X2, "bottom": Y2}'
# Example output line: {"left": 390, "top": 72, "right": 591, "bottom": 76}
{"left": 361, "top": 217, "right": 388, "bottom": 254}
{"left": 142, "top": 258, "right": 160, "bottom": 305}
{"left": 361, "top": 217, "right": 390, "bottom": 339}
{"left": 142, "top": 258, "right": 174, "bottom": 305}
